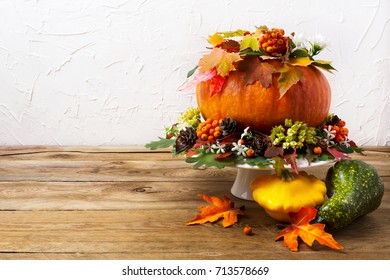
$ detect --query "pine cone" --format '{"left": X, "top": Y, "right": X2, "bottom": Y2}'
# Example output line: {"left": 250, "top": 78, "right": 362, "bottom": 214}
{"left": 316, "top": 138, "right": 329, "bottom": 150}
{"left": 327, "top": 115, "right": 341, "bottom": 126}
{"left": 175, "top": 127, "right": 197, "bottom": 154}
{"left": 252, "top": 133, "right": 272, "bottom": 156}
{"left": 220, "top": 118, "right": 238, "bottom": 136}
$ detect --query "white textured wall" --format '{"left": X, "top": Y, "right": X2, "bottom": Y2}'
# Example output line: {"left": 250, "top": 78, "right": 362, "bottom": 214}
{"left": 0, "top": 0, "right": 389, "bottom": 146}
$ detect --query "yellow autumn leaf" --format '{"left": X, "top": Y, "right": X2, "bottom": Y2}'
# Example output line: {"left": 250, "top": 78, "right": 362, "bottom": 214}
{"left": 208, "top": 33, "right": 225, "bottom": 46}
{"left": 198, "top": 48, "right": 242, "bottom": 77}
{"left": 288, "top": 57, "right": 313, "bottom": 67}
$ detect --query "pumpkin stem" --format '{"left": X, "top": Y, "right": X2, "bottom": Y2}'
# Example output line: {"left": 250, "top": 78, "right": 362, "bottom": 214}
{"left": 280, "top": 169, "right": 294, "bottom": 181}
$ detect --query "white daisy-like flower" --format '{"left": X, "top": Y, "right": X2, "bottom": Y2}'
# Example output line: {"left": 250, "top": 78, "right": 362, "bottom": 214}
{"left": 323, "top": 125, "right": 336, "bottom": 146}
{"left": 211, "top": 142, "right": 226, "bottom": 154}
{"left": 202, "top": 142, "right": 214, "bottom": 154}
{"left": 340, "top": 137, "right": 351, "bottom": 148}
{"left": 309, "top": 33, "right": 328, "bottom": 51}
{"left": 323, "top": 125, "right": 336, "bottom": 140}
{"left": 231, "top": 142, "right": 248, "bottom": 157}
{"left": 291, "top": 32, "right": 310, "bottom": 51}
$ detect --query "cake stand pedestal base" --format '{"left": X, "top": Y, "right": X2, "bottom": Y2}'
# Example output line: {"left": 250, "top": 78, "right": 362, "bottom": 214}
{"left": 230, "top": 167, "right": 274, "bottom": 201}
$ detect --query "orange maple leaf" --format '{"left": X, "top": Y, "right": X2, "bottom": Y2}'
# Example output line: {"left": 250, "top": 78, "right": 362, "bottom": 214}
{"left": 186, "top": 194, "right": 243, "bottom": 228}
{"left": 275, "top": 207, "right": 344, "bottom": 252}
{"left": 198, "top": 48, "right": 242, "bottom": 77}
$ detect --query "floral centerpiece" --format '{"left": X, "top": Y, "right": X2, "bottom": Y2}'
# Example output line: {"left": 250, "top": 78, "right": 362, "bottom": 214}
{"left": 146, "top": 26, "right": 363, "bottom": 176}
{"left": 145, "top": 26, "right": 384, "bottom": 252}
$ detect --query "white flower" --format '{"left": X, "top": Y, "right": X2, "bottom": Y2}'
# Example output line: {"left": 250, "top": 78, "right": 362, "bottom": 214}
{"left": 340, "top": 137, "right": 351, "bottom": 148}
{"left": 202, "top": 142, "right": 214, "bottom": 153}
{"left": 241, "top": 127, "right": 252, "bottom": 140}
{"left": 231, "top": 142, "right": 248, "bottom": 157}
{"left": 323, "top": 125, "right": 336, "bottom": 146}
{"left": 211, "top": 142, "right": 226, "bottom": 154}
{"left": 291, "top": 32, "right": 310, "bottom": 51}
{"left": 309, "top": 33, "right": 328, "bottom": 51}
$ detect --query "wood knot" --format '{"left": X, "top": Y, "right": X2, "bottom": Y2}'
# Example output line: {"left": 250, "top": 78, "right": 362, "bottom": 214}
{"left": 132, "top": 187, "right": 152, "bottom": 192}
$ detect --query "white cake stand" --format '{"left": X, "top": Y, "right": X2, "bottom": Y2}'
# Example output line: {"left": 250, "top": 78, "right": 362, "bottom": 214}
{"left": 231, "top": 158, "right": 334, "bottom": 201}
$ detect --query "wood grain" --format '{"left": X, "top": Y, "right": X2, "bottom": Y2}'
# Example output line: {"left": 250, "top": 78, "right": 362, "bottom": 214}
{"left": 0, "top": 146, "right": 389, "bottom": 260}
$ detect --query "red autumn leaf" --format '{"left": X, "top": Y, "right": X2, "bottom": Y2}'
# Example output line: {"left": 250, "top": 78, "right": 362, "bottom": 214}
{"left": 179, "top": 68, "right": 217, "bottom": 91}
{"left": 237, "top": 57, "right": 276, "bottom": 87}
{"left": 214, "top": 151, "right": 233, "bottom": 159}
{"left": 209, "top": 74, "right": 225, "bottom": 97}
{"left": 275, "top": 207, "right": 344, "bottom": 252}
{"left": 327, "top": 147, "right": 351, "bottom": 160}
{"left": 283, "top": 150, "right": 298, "bottom": 174}
{"left": 186, "top": 194, "right": 244, "bottom": 228}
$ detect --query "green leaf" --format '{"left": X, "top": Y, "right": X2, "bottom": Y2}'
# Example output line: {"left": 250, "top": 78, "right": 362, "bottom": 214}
{"left": 145, "top": 138, "right": 175, "bottom": 150}
{"left": 215, "top": 29, "right": 246, "bottom": 38}
{"left": 239, "top": 48, "right": 268, "bottom": 57}
{"left": 290, "top": 49, "right": 310, "bottom": 58}
{"left": 244, "top": 156, "right": 271, "bottom": 168}
{"left": 187, "top": 65, "right": 199, "bottom": 78}
{"left": 272, "top": 156, "right": 286, "bottom": 177}
{"left": 185, "top": 152, "right": 237, "bottom": 169}
{"left": 240, "top": 35, "right": 260, "bottom": 51}
{"left": 312, "top": 61, "right": 336, "bottom": 72}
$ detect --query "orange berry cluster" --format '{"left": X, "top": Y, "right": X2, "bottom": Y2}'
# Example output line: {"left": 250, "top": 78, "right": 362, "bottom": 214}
{"left": 329, "top": 120, "right": 349, "bottom": 143}
{"left": 258, "top": 28, "right": 288, "bottom": 56}
{"left": 196, "top": 118, "right": 223, "bottom": 142}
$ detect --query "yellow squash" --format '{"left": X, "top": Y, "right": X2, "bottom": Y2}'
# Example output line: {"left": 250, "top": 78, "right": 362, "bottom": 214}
{"left": 250, "top": 171, "right": 326, "bottom": 222}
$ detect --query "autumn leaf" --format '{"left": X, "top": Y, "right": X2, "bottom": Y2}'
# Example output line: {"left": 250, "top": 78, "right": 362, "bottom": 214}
{"left": 312, "top": 60, "right": 337, "bottom": 72}
{"left": 209, "top": 74, "right": 225, "bottom": 97}
{"left": 186, "top": 194, "right": 244, "bottom": 228}
{"left": 287, "top": 57, "right": 313, "bottom": 67}
{"left": 237, "top": 57, "right": 276, "bottom": 87}
{"left": 277, "top": 64, "right": 304, "bottom": 98}
{"left": 275, "top": 207, "right": 344, "bottom": 252}
{"left": 219, "top": 40, "right": 240, "bottom": 52}
{"left": 179, "top": 68, "right": 217, "bottom": 91}
{"left": 327, "top": 147, "right": 351, "bottom": 160}
{"left": 283, "top": 150, "right": 298, "bottom": 174}
{"left": 208, "top": 33, "right": 225, "bottom": 46}
{"left": 240, "top": 35, "right": 260, "bottom": 51}
{"left": 198, "top": 48, "right": 242, "bottom": 77}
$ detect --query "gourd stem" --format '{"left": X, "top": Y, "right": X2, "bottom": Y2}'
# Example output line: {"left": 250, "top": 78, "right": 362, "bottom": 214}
{"left": 280, "top": 169, "right": 294, "bottom": 181}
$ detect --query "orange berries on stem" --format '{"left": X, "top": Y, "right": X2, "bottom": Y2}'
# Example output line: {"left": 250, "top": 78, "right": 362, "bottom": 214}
{"left": 196, "top": 118, "right": 223, "bottom": 142}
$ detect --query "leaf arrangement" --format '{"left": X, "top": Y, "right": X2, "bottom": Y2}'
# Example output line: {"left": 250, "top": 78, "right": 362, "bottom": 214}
{"left": 187, "top": 195, "right": 343, "bottom": 252}
{"left": 182, "top": 26, "right": 335, "bottom": 97}
{"left": 147, "top": 113, "right": 363, "bottom": 176}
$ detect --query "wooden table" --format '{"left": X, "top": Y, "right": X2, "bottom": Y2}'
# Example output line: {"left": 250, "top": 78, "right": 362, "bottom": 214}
{"left": 0, "top": 146, "right": 389, "bottom": 260}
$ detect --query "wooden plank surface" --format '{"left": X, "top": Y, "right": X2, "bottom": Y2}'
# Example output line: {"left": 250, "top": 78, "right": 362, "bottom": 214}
{"left": 0, "top": 146, "right": 389, "bottom": 260}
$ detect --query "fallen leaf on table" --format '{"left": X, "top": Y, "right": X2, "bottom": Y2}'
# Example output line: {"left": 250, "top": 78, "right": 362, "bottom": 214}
{"left": 275, "top": 207, "right": 344, "bottom": 252}
{"left": 186, "top": 194, "right": 244, "bottom": 228}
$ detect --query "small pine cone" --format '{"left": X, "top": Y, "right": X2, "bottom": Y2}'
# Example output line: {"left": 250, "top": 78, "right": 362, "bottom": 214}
{"left": 220, "top": 118, "right": 238, "bottom": 136}
{"left": 175, "top": 127, "right": 197, "bottom": 154}
{"left": 316, "top": 138, "right": 329, "bottom": 150}
{"left": 252, "top": 133, "right": 272, "bottom": 156}
{"left": 327, "top": 115, "right": 341, "bottom": 126}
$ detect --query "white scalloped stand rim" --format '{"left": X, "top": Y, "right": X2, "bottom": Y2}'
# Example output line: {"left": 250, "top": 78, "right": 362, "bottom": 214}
{"left": 231, "top": 158, "right": 334, "bottom": 201}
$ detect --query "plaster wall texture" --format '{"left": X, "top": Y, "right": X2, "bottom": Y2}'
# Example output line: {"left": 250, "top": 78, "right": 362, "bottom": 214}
{"left": 0, "top": 0, "right": 389, "bottom": 146}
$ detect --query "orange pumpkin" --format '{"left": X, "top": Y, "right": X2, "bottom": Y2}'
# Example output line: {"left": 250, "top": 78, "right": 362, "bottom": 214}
{"left": 196, "top": 60, "right": 331, "bottom": 134}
